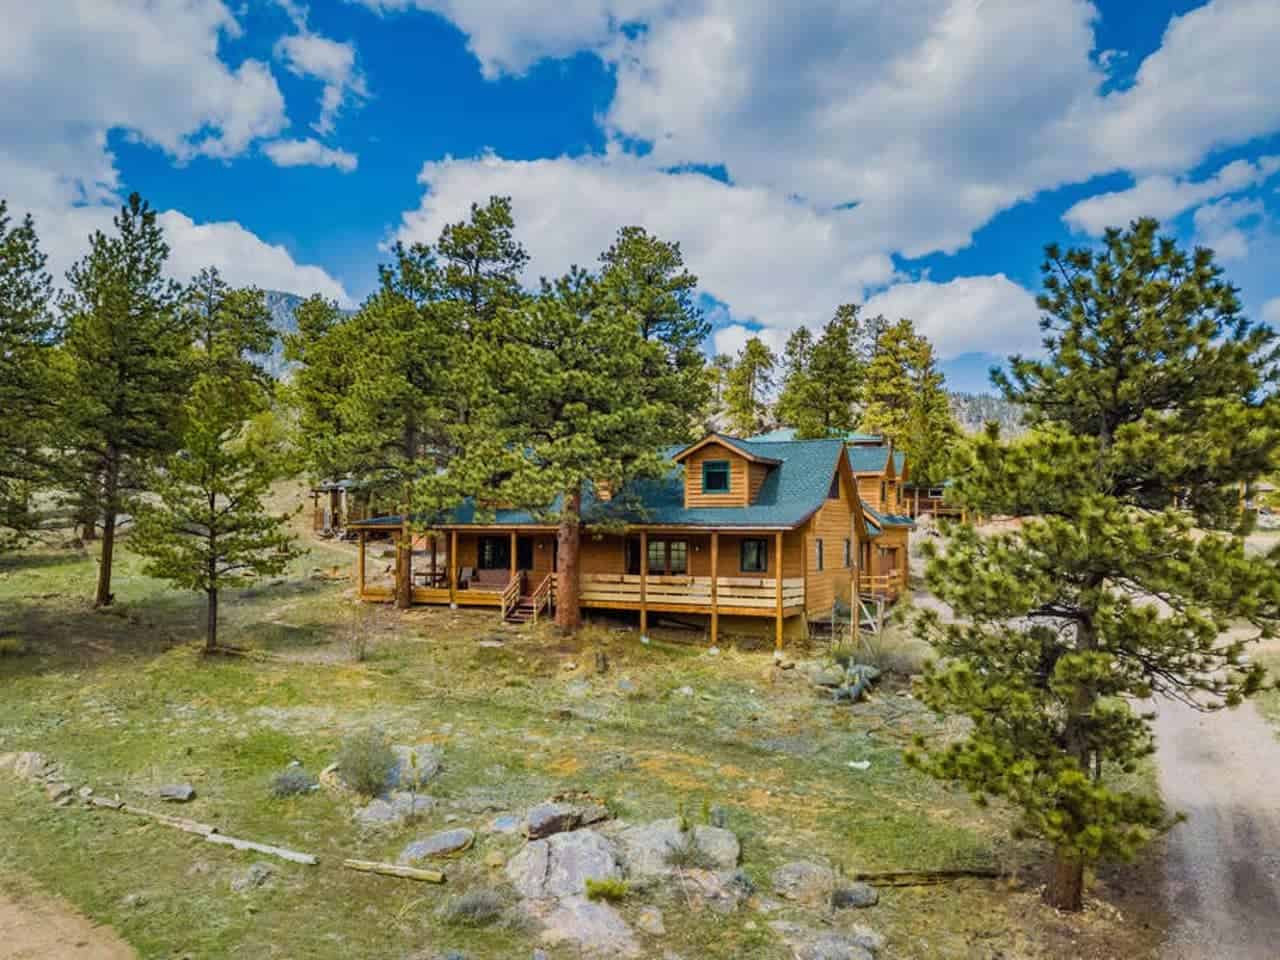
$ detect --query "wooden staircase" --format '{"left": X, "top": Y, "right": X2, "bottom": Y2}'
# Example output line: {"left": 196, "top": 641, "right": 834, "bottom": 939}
{"left": 504, "top": 573, "right": 553, "bottom": 625}
{"left": 504, "top": 597, "right": 538, "bottom": 624}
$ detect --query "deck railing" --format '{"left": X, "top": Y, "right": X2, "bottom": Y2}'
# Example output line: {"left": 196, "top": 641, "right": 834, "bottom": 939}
{"left": 859, "top": 570, "right": 902, "bottom": 598}
{"left": 579, "top": 574, "right": 803, "bottom": 612}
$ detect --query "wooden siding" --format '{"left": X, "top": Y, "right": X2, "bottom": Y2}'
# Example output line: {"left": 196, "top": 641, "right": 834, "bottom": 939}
{"left": 683, "top": 443, "right": 750, "bottom": 508}
{"left": 804, "top": 468, "right": 856, "bottom": 616}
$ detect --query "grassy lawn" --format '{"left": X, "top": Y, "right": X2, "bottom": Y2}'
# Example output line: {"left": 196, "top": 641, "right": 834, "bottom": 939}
{"left": 0, "top": 502, "right": 1163, "bottom": 958}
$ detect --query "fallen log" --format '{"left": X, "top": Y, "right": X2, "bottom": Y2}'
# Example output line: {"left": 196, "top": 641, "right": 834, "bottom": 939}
{"left": 851, "top": 868, "right": 1004, "bottom": 887}
{"left": 342, "top": 859, "right": 444, "bottom": 883}
{"left": 119, "top": 803, "right": 217, "bottom": 837}
{"left": 206, "top": 832, "right": 318, "bottom": 865}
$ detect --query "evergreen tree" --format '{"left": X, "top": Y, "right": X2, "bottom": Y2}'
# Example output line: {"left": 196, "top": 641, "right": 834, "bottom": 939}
{"left": 59, "top": 194, "right": 191, "bottom": 606}
{"left": 860, "top": 317, "right": 957, "bottom": 481}
{"left": 598, "top": 226, "right": 710, "bottom": 443}
{"left": 725, "top": 336, "right": 776, "bottom": 436}
{"left": 0, "top": 201, "right": 56, "bottom": 550}
{"left": 909, "top": 219, "right": 1280, "bottom": 911}
{"left": 776, "top": 304, "right": 864, "bottom": 437}
{"left": 705, "top": 353, "right": 734, "bottom": 428}
{"left": 132, "top": 274, "right": 297, "bottom": 650}
{"left": 419, "top": 266, "right": 669, "bottom": 632}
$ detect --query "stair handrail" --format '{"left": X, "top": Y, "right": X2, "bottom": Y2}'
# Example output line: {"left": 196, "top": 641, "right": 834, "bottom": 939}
{"left": 502, "top": 572, "right": 523, "bottom": 620}
{"left": 529, "top": 573, "right": 554, "bottom": 624}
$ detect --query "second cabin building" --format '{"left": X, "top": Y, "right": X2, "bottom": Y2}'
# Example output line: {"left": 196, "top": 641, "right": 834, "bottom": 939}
{"left": 348, "top": 431, "right": 914, "bottom": 647}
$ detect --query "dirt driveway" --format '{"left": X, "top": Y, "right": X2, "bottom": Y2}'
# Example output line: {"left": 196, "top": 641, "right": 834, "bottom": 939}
{"left": 0, "top": 877, "right": 134, "bottom": 960}
{"left": 1154, "top": 694, "right": 1280, "bottom": 959}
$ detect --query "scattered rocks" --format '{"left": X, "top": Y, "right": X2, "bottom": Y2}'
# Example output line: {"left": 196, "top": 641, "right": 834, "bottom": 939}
{"left": 832, "top": 883, "right": 879, "bottom": 909}
{"left": 389, "top": 744, "right": 442, "bottom": 788}
{"left": 353, "top": 791, "right": 436, "bottom": 827}
{"left": 615, "top": 819, "right": 740, "bottom": 878}
{"left": 636, "top": 905, "right": 665, "bottom": 936}
{"left": 539, "top": 896, "right": 640, "bottom": 958}
{"left": 506, "top": 829, "right": 623, "bottom": 900}
{"left": 485, "top": 813, "right": 523, "bottom": 835}
{"left": 119, "top": 892, "right": 148, "bottom": 909}
{"left": 158, "top": 783, "right": 196, "bottom": 803}
{"left": 680, "top": 868, "right": 746, "bottom": 914}
{"left": 769, "top": 921, "right": 884, "bottom": 960}
{"left": 526, "top": 801, "right": 581, "bottom": 839}
{"left": 772, "top": 861, "right": 835, "bottom": 905}
{"left": 399, "top": 828, "right": 474, "bottom": 862}
{"left": 12, "top": 751, "right": 50, "bottom": 781}
{"left": 44, "top": 781, "right": 73, "bottom": 802}
{"left": 231, "top": 862, "right": 275, "bottom": 892}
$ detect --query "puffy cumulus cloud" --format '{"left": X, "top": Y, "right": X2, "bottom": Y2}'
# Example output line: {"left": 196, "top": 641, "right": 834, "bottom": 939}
{"left": 351, "top": 0, "right": 668, "bottom": 77}
{"left": 1088, "top": 0, "right": 1280, "bottom": 175}
{"left": 861, "top": 275, "right": 1044, "bottom": 360}
{"left": 274, "top": 26, "right": 367, "bottom": 136}
{"left": 1063, "top": 156, "right": 1280, "bottom": 235}
{"left": 157, "top": 211, "right": 352, "bottom": 304}
{"left": 1191, "top": 197, "right": 1266, "bottom": 261}
{"left": 0, "top": 0, "right": 286, "bottom": 194}
{"left": 0, "top": 0, "right": 347, "bottom": 306}
{"left": 395, "top": 152, "right": 894, "bottom": 334}
{"left": 264, "top": 138, "right": 359, "bottom": 172}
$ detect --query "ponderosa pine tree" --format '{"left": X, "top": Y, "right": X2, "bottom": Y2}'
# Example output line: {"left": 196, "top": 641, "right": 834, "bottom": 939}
{"left": 909, "top": 219, "right": 1280, "bottom": 911}
{"left": 776, "top": 304, "right": 863, "bottom": 437}
{"left": 418, "top": 265, "right": 671, "bottom": 633}
{"left": 598, "top": 227, "right": 710, "bottom": 443}
{"left": 725, "top": 336, "right": 776, "bottom": 436}
{"left": 59, "top": 194, "right": 191, "bottom": 606}
{"left": 0, "top": 201, "right": 56, "bottom": 550}
{"left": 130, "top": 280, "right": 298, "bottom": 650}
{"left": 706, "top": 352, "right": 735, "bottom": 428}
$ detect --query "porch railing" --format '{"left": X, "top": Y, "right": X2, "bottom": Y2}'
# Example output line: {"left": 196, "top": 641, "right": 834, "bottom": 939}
{"left": 859, "top": 570, "right": 902, "bottom": 598}
{"left": 579, "top": 574, "right": 803, "bottom": 610}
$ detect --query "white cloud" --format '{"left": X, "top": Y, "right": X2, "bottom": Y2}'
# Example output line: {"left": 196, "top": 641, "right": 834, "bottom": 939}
{"left": 158, "top": 211, "right": 352, "bottom": 304}
{"left": 0, "top": 0, "right": 348, "bottom": 305}
{"left": 395, "top": 152, "right": 894, "bottom": 333}
{"left": 352, "top": 0, "right": 668, "bottom": 77}
{"left": 274, "top": 26, "right": 367, "bottom": 136}
{"left": 862, "top": 275, "right": 1044, "bottom": 360}
{"left": 264, "top": 138, "right": 359, "bottom": 172}
{"left": 1063, "top": 156, "right": 1280, "bottom": 235}
{"left": 1191, "top": 196, "right": 1265, "bottom": 261}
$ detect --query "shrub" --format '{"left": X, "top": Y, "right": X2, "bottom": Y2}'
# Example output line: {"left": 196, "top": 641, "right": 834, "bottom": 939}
{"left": 441, "top": 889, "right": 506, "bottom": 927}
{"left": 336, "top": 727, "right": 396, "bottom": 796}
{"left": 269, "top": 766, "right": 317, "bottom": 798}
{"left": 346, "top": 604, "right": 372, "bottom": 662}
{"left": 584, "top": 878, "right": 629, "bottom": 902}
{"left": 663, "top": 831, "right": 717, "bottom": 871}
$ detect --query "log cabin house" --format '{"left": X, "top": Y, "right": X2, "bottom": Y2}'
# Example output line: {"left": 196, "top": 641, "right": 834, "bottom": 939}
{"left": 347, "top": 431, "right": 913, "bottom": 647}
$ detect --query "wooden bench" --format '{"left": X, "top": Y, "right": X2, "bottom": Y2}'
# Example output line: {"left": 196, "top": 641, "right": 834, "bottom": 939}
{"left": 465, "top": 568, "right": 510, "bottom": 592}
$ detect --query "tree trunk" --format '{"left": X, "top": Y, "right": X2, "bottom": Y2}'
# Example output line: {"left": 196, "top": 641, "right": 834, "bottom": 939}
{"left": 206, "top": 588, "right": 218, "bottom": 652}
{"left": 1046, "top": 847, "right": 1084, "bottom": 911}
{"left": 95, "top": 510, "right": 116, "bottom": 607}
{"left": 94, "top": 455, "right": 120, "bottom": 607}
{"left": 555, "top": 490, "right": 582, "bottom": 633}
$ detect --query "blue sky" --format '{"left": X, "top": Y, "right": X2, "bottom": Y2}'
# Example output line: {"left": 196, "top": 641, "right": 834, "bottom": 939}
{"left": 5, "top": 1, "right": 1280, "bottom": 393}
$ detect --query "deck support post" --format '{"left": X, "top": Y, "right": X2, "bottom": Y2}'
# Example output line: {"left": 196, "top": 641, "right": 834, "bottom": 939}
{"left": 429, "top": 532, "right": 437, "bottom": 588}
{"left": 709, "top": 531, "right": 719, "bottom": 648}
{"left": 396, "top": 517, "right": 412, "bottom": 609}
{"left": 639, "top": 530, "right": 648, "bottom": 641}
{"left": 774, "top": 530, "right": 784, "bottom": 653}
{"left": 357, "top": 529, "right": 366, "bottom": 598}
{"left": 509, "top": 530, "right": 517, "bottom": 584}
{"left": 448, "top": 529, "right": 458, "bottom": 609}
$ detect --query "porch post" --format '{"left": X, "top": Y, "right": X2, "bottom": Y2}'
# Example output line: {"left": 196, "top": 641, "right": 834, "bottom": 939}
{"left": 430, "top": 532, "right": 437, "bottom": 587}
{"left": 449, "top": 529, "right": 458, "bottom": 608}
{"left": 509, "top": 530, "right": 517, "bottom": 585}
{"left": 639, "top": 530, "right": 648, "bottom": 640}
{"left": 357, "top": 529, "right": 366, "bottom": 597}
{"left": 396, "top": 517, "right": 412, "bottom": 609}
{"left": 774, "top": 530, "right": 784, "bottom": 653}
{"left": 851, "top": 522, "right": 860, "bottom": 637}
{"left": 709, "top": 531, "right": 719, "bottom": 647}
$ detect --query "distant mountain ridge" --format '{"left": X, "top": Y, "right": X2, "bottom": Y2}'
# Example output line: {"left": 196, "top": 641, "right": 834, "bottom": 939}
{"left": 950, "top": 391, "right": 1024, "bottom": 436}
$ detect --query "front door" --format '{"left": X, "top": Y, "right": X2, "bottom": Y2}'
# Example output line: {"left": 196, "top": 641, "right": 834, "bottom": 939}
{"left": 517, "top": 535, "right": 535, "bottom": 572}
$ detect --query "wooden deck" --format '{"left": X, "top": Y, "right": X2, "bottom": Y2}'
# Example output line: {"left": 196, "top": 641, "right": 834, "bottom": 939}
{"left": 579, "top": 573, "right": 804, "bottom": 617}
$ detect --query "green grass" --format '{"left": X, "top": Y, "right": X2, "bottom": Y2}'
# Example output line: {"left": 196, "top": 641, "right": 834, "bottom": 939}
{"left": 0, "top": 514, "right": 1159, "bottom": 959}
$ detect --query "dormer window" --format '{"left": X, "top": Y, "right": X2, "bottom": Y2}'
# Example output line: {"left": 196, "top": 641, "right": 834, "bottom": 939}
{"left": 703, "top": 460, "right": 731, "bottom": 494}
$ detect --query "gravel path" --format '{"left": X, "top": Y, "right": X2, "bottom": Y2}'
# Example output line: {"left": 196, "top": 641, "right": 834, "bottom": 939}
{"left": 1154, "top": 695, "right": 1280, "bottom": 959}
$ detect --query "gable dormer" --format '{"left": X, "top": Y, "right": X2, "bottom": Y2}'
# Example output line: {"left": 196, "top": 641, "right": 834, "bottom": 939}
{"left": 671, "top": 434, "right": 780, "bottom": 508}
